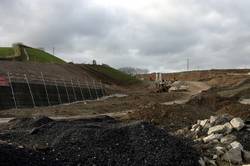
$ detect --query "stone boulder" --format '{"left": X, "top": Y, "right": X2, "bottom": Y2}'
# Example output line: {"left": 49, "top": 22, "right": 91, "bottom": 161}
{"left": 230, "top": 118, "right": 245, "bottom": 131}
{"left": 203, "top": 134, "right": 223, "bottom": 143}
{"left": 222, "top": 147, "right": 242, "bottom": 164}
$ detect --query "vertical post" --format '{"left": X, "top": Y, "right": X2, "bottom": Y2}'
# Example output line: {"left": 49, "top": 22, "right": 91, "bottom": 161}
{"left": 7, "top": 72, "right": 17, "bottom": 109}
{"left": 93, "top": 80, "right": 99, "bottom": 100}
{"left": 24, "top": 74, "right": 35, "bottom": 107}
{"left": 71, "top": 79, "right": 77, "bottom": 101}
{"left": 78, "top": 80, "right": 84, "bottom": 101}
{"left": 63, "top": 79, "right": 70, "bottom": 103}
{"left": 100, "top": 80, "right": 105, "bottom": 97}
{"left": 86, "top": 80, "right": 92, "bottom": 100}
{"left": 55, "top": 80, "right": 62, "bottom": 104}
{"left": 41, "top": 72, "right": 50, "bottom": 106}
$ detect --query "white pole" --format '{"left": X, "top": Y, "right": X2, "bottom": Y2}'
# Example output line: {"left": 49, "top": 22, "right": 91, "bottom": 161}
{"left": 41, "top": 72, "right": 50, "bottom": 106}
{"left": 93, "top": 80, "right": 99, "bottom": 99}
{"left": 63, "top": 79, "right": 70, "bottom": 103}
{"left": 78, "top": 80, "right": 84, "bottom": 101}
{"left": 7, "top": 72, "right": 17, "bottom": 109}
{"left": 24, "top": 74, "right": 35, "bottom": 107}
{"left": 100, "top": 80, "right": 105, "bottom": 97}
{"left": 71, "top": 79, "right": 77, "bottom": 101}
{"left": 55, "top": 80, "right": 62, "bottom": 104}
{"left": 86, "top": 80, "right": 92, "bottom": 99}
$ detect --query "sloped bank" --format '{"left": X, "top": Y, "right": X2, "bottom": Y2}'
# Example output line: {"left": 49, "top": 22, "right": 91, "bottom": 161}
{"left": 0, "top": 116, "right": 199, "bottom": 166}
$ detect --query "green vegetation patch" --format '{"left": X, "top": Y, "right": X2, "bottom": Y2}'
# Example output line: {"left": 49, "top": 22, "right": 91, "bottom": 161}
{"left": 26, "top": 48, "right": 65, "bottom": 64}
{"left": 86, "top": 64, "right": 141, "bottom": 85}
{"left": 0, "top": 47, "right": 14, "bottom": 58}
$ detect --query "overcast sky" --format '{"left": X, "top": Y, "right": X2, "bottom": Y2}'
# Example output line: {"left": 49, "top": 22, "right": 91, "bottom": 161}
{"left": 1, "top": 0, "right": 250, "bottom": 72}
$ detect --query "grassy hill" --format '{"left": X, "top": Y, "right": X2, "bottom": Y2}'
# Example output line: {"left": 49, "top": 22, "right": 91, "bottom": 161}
{"left": 0, "top": 44, "right": 65, "bottom": 64}
{"left": 25, "top": 48, "right": 65, "bottom": 63}
{"left": 83, "top": 64, "right": 141, "bottom": 86}
{"left": 0, "top": 47, "right": 15, "bottom": 58}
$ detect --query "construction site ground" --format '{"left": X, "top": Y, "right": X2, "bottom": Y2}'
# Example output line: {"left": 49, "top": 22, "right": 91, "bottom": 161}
{"left": 1, "top": 75, "right": 250, "bottom": 131}
{"left": 1, "top": 69, "right": 250, "bottom": 165}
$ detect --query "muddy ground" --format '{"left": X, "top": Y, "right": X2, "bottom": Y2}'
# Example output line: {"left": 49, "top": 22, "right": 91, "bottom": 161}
{"left": 1, "top": 79, "right": 250, "bottom": 132}
{"left": 1, "top": 73, "right": 250, "bottom": 165}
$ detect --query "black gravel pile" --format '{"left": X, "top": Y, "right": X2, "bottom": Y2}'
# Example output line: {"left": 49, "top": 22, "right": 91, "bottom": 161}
{"left": 0, "top": 116, "right": 200, "bottom": 166}
{"left": 0, "top": 143, "right": 62, "bottom": 166}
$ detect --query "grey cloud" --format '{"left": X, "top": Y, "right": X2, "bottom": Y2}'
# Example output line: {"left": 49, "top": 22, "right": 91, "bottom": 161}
{"left": 1, "top": 0, "right": 250, "bottom": 72}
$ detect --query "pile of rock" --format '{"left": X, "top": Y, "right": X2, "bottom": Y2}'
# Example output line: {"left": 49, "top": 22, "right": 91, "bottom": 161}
{"left": 169, "top": 81, "right": 189, "bottom": 92}
{"left": 189, "top": 114, "right": 250, "bottom": 166}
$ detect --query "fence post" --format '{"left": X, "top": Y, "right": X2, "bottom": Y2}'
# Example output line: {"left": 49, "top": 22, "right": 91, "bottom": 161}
{"left": 24, "top": 74, "right": 35, "bottom": 107}
{"left": 86, "top": 80, "right": 92, "bottom": 100}
{"left": 71, "top": 79, "right": 77, "bottom": 101}
{"left": 93, "top": 80, "right": 99, "bottom": 100}
{"left": 7, "top": 72, "right": 17, "bottom": 109}
{"left": 100, "top": 80, "right": 105, "bottom": 97}
{"left": 78, "top": 80, "right": 84, "bottom": 101}
{"left": 55, "top": 80, "right": 62, "bottom": 104}
{"left": 63, "top": 79, "right": 70, "bottom": 103}
{"left": 41, "top": 72, "right": 50, "bottom": 106}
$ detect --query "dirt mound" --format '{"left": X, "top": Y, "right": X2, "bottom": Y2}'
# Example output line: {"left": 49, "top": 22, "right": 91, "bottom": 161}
{"left": 0, "top": 116, "right": 200, "bottom": 166}
{"left": 217, "top": 103, "right": 250, "bottom": 120}
{"left": 187, "top": 90, "right": 237, "bottom": 111}
{"left": 0, "top": 143, "right": 61, "bottom": 166}
{"left": 127, "top": 102, "right": 215, "bottom": 132}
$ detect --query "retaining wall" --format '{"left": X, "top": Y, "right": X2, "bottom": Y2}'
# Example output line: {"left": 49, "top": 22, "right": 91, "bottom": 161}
{"left": 0, "top": 82, "right": 105, "bottom": 110}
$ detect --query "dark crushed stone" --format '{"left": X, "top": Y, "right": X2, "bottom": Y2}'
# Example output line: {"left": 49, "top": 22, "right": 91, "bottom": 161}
{"left": 0, "top": 116, "right": 200, "bottom": 166}
{"left": 0, "top": 143, "right": 62, "bottom": 166}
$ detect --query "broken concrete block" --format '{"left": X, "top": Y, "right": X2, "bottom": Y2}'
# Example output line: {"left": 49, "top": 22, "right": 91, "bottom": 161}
{"left": 215, "top": 146, "right": 225, "bottom": 156}
{"left": 204, "top": 157, "right": 216, "bottom": 166}
{"left": 198, "top": 157, "right": 205, "bottom": 166}
{"left": 223, "top": 122, "right": 233, "bottom": 134}
{"left": 204, "top": 122, "right": 212, "bottom": 129}
{"left": 210, "top": 116, "right": 218, "bottom": 124}
{"left": 222, "top": 147, "right": 242, "bottom": 164}
{"left": 207, "top": 124, "right": 225, "bottom": 135}
{"left": 195, "top": 126, "right": 201, "bottom": 132}
{"left": 192, "top": 124, "right": 199, "bottom": 129}
{"left": 200, "top": 119, "right": 209, "bottom": 127}
{"left": 243, "top": 150, "right": 250, "bottom": 163}
{"left": 212, "top": 154, "right": 217, "bottom": 159}
{"left": 191, "top": 124, "right": 200, "bottom": 132}
{"left": 230, "top": 141, "right": 243, "bottom": 150}
{"left": 220, "top": 134, "right": 237, "bottom": 144}
{"left": 230, "top": 118, "right": 245, "bottom": 131}
{"left": 203, "top": 133, "right": 223, "bottom": 143}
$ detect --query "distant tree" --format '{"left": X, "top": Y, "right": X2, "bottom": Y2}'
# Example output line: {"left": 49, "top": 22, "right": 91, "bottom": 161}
{"left": 119, "top": 67, "right": 149, "bottom": 75}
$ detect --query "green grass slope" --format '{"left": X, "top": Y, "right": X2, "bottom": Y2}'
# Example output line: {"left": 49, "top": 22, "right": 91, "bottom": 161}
{"left": 0, "top": 44, "right": 65, "bottom": 64}
{"left": 84, "top": 64, "right": 141, "bottom": 86}
{"left": 25, "top": 48, "right": 65, "bottom": 64}
{"left": 0, "top": 47, "right": 14, "bottom": 58}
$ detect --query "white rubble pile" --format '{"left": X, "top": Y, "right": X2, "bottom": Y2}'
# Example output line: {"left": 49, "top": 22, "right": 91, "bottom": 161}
{"left": 189, "top": 114, "right": 250, "bottom": 166}
{"left": 168, "top": 81, "right": 189, "bottom": 92}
